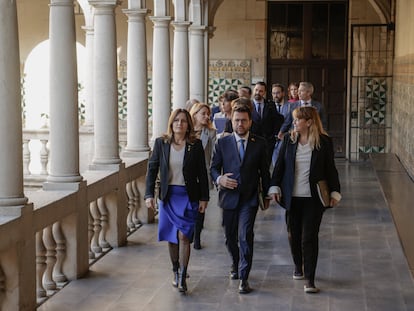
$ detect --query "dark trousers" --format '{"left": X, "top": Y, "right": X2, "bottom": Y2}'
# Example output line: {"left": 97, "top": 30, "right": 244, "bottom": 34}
{"left": 223, "top": 204, "right": 258, "bottom": 281}
{"left": 286, "top": 197, "right": 324, "bottom": 283}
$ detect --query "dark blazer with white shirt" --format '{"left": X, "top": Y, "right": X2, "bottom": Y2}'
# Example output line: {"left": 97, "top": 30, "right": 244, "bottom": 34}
{"left": 210, "top": 133, "right": 270, "bottom": 210}
{"left": 271, "top": 134, "right": 340, "bottom": 210}
{"left": 145, "top": 137, "right": 210, "bottom": 203}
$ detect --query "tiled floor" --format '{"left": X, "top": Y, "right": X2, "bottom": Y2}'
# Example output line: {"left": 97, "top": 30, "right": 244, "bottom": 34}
{"left": 39, "top": 160, "right": 414, "bottom": 311}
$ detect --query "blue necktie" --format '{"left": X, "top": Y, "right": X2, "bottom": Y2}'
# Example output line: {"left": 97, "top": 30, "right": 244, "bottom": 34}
{"left": 239, "top": 139, "right": 245, "bottom": 161}
{"left": 257, "top": 104, "right": 262, "bottom": 118}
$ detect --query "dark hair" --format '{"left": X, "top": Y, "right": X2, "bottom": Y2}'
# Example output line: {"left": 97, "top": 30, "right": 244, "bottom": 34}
{"left": 271, "top": 83, "right": 285, "bottom": 92}
{"left": 239, "top": 86, "right": 252, "bottom": 96}
{"left": 222, "top": 89, "right": 239, "bottom": 102}
{"left": 231, "top": 100, "right": 252, "bottom": 119}
{"left": 255, "top": 81, "right": 267, "bottom": 90}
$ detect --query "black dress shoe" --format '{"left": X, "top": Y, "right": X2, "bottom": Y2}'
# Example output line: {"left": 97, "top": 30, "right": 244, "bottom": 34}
{"left": 238, "top": 280, "right": 252, "bottom": 294}
{"left": 230, "top": 270, "right": 239, "bottom": 280}
{"left": 193, "top": 241, "right": 202, "bottom": 250}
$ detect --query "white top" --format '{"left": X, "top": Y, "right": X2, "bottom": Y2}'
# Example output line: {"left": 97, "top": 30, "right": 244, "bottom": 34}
{"left": 168, "top": 145, "right": 185, "bottom": 186}
{"left": 292, "top": 142, "right": 312, "bottom": 197}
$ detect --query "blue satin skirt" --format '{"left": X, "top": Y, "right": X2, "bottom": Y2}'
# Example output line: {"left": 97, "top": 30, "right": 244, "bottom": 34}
{"left": 158, "top": 185, "right": 199, "bottom": 243}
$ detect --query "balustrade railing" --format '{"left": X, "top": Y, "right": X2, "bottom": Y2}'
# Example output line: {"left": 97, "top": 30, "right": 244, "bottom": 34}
{"left": 0, "top": 128, "right": 152, "bottom": 310}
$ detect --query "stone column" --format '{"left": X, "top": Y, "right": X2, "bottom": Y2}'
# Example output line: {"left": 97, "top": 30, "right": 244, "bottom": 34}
{"left": 82, "top": 25, "right": 95, "bottom": 127}
{"left": 0, "top": 3, "right": 36, "bottom": 310}
{"left": 0, "top": 0, "right": 28, "bottom": 210}
{"left": 89, "top": 0, "right": 122, "bottom": 166}
{"left": 150, "top": 16, "right": 172, "bottom": 142}
{"left": 45, "top": 0, "right": 83, "bottom": 189}
{"left": 189, "top": 25, "right": 207, "bottom": 102}
{"left": 122, "top": 7, "right": 151, "bottom": 154}
{"left": 205, "top": 25, "right": 216, "bottom": 104}
{"left": 172, "top": 21, "right": 191, "bottom": 110}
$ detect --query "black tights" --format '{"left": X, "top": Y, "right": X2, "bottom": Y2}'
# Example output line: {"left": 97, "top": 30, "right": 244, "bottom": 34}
{"left": 168, "top": 231, "right": 190, "bottom": 272}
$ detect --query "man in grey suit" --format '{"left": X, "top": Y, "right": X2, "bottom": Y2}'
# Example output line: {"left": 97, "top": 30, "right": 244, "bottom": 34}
{"left": 210, "top": 101, "right": 271, "bottom": 294}
{"left": 281, "top": 81, "right": 328, "bottom": 134}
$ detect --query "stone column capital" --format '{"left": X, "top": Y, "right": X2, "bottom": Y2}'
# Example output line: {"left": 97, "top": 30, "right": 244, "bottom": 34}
{"left": 207, "top": 25, "right": 217, "bottom": 39}
{"left": 49, "top": 0, "right": 75, "bottom": 7}
{"left": 149, "top": 16, "right": 172, "bottom": 23}
{"left": 122, "top": 8, "right": 151, "bottom": 17}
{"left": 88, "top": 0, "right": 121, "bottom": 10}
{"left": 189, "top": 25, "right": 207, "bottom": 34}
{"left": 171, "top": 21, "right": 192, "bottom": 30}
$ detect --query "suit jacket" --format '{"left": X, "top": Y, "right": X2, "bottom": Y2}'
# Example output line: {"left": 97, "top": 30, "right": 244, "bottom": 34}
{"left": 271, "top": 134, "right": 340, "bottom": 210}
{"left": 210, "top": 133, "right": 270, "bottom": 210}
{"left": 145, "top": 137, "right": 210, "bottom": 203}
{"left": 253, "top": 100, "right": 284, "bottom": 156}
{"left": 282, "top": 100, "right": 327, "bottom": 132}
{"left": 199, "top": 127, "right": 217, "bottom": 189}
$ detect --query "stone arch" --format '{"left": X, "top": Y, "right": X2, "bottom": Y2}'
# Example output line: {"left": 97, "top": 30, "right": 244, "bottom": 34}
{"left": 369, "top": 0, "right": 393, "bottom": 24}
{"left": 77, "top": 0, "right": 94, "bottom": 26}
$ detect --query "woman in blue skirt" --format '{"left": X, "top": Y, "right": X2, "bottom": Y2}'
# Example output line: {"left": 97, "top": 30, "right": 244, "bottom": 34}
{"left": 145, "top": 109, "right": 210, "bottom": 293}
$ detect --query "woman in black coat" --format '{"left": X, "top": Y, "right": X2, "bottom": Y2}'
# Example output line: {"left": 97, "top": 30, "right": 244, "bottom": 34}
{"left": 269, "top": 106, "right": 341, "bottom": 293}
{"left": 145, "top": 108, "right": 209, "bottom": 293}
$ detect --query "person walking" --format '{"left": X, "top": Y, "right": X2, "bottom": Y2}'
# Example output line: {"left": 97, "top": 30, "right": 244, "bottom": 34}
{"left": 284, "top": 82, "right": 328, "bottom": 131}
{"left": 144, "top": 108, "right": 209, "bottom": 294}
{"left": 269, "top": 106, "right": 341, "bottom": 293}
{"left": 271, "top": 83, "right": 289, "bottom": 172}
{"left": 189, "top": 102, "right": 217, "bottom": 250}
{"left": 211, "top": 101, "right": 271, "bottom": 294}
{"left": 252, "top": 81, "right": 284, "bottom": 163}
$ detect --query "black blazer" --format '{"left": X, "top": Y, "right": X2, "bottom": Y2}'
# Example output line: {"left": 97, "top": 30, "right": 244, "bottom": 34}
{"left": 253, "top": 100, "right": 284, "bottom": 157}
{"left": 145, "top": 137, "right": 210, "bottom": 203}
{"left": 271, "top": 134, "right": 340, "bottom": 210}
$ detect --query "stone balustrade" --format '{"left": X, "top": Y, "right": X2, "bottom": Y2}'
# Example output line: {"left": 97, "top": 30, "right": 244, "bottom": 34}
{"left": 0, "top": 129, "right": 151, "bottom": 310}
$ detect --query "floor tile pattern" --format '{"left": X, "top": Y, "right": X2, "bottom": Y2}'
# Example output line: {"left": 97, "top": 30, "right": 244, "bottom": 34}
{"left": 39, "top": 160, "right": 414, "bottom": 311}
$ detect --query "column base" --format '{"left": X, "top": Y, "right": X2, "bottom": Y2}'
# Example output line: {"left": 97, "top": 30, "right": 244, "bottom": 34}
{"left": 0, "top": 202, "right": 33, "bottom": 217}
{"left": 121, "top": 149, "right": 150, "bottom": 158}
{"left": 89, "top": 162, "right": 125, "bottom": 171}
{"left": 43, "top": 180, "right": 86, "bottom": 191}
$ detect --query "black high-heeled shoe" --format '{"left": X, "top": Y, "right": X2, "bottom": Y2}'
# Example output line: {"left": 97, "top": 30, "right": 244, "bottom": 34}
{"left": 178, "top": 268, "right": 187, "bottom": 293}
{"left": 172, "top": 262, "right": 179, "bottom": 287}
{"left": 172, "top": 271, "right": 179, "bottom": 287}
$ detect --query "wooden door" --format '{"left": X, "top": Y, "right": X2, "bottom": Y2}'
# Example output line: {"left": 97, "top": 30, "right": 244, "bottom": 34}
{"left": 267, "top": 1, "right": 347, "bottom": 157}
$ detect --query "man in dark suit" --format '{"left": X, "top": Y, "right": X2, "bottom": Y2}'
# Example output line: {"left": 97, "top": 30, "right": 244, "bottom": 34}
{"left": 210, "top": 102, "right": 271, "bottom": 294}
{"left": 252, "top": 81, "right": 284, "bottom": 162}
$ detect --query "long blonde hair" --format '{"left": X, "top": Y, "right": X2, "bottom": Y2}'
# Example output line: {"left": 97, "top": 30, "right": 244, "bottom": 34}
{"left": 189, "top": 102, "right": 215, "bottom": 130}
{"left": 163, "top": 108, "right": 197, "bottom": 144}
{"left": 290, "top": 106, "right": 327, "bottom": 150}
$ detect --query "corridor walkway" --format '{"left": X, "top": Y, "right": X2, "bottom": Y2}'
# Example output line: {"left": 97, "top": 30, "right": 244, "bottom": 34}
{"left": 39, "top": 160, "right": 414, "bottom": 311}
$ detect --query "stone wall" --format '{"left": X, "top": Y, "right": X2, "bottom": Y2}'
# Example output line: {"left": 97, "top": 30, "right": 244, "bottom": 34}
{"left": 392, "top": 57, "right": 414, "bottom": 179}
{"left": 392, "top": 0, "right": 414, "bottom": 179}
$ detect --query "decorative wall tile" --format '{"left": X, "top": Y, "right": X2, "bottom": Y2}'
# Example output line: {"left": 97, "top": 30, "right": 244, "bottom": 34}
{"left": 118, "top": 78, "right": 128, "bottom": 120}
{"left": 364, "top": 78, "right": 387, "bottom": 125}
{"left": 208, "top": 59, "right": 251, "bottom": 105}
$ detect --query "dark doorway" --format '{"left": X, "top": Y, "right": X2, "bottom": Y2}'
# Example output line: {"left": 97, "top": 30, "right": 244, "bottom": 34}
{"left": 267, "top": 1, "right": 348, "bottom": 157}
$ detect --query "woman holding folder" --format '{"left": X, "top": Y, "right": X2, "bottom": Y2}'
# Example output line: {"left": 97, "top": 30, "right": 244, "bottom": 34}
{"left": 269, "top": 106, "right": 341, "bottom": 293}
